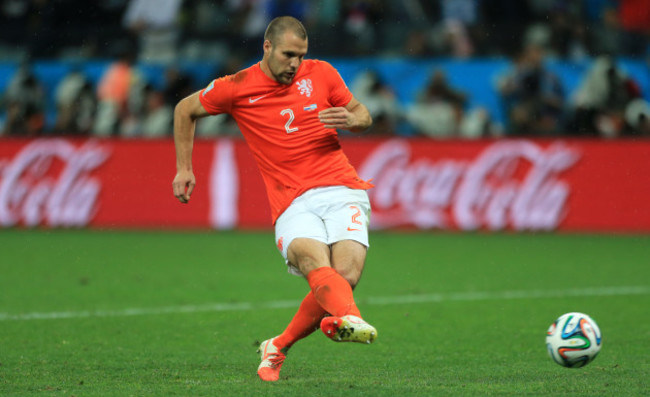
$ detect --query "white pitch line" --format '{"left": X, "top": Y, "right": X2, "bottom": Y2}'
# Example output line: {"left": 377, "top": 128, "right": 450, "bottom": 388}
{"left": 1, "top": 285, "right": 649, "bottom": 322}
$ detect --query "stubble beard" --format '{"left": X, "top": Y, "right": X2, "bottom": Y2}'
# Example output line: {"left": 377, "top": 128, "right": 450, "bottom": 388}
{"left": 270, "top": 59, "right": 295, "bottom": 85}
{"left": 274, "top": 70, "right": 294, "bottom": 85}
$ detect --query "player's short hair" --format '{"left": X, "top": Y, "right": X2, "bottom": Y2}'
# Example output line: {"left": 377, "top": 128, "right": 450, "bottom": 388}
{"left": 264, "top": 16, "right": 307, "bottom": 44}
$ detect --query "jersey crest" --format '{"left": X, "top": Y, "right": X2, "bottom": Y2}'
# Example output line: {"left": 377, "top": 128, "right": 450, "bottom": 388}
{"left": 295, "top": 79, "right": 313, "bottom": 97}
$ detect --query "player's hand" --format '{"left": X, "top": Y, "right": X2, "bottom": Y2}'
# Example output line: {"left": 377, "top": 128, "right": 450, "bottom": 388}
{"left": 172, "top": 170, "right": 196, "bottom": 204}
{"left": 319, "top": 107, "right": 357, "bottom": 130}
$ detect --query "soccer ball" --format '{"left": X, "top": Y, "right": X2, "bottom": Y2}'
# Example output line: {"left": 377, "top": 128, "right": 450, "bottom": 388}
{"left": 546, "top": 312, "right": 602, "bottom": 368}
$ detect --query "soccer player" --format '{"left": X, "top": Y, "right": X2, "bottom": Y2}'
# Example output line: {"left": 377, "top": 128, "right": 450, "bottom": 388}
{"left": 172, "top": 16, "right": 377, "bottom": 382}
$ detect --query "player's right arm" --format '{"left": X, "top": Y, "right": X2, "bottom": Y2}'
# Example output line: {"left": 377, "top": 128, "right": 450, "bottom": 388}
{"left": 172, "top": 91, "right": 210, "bottom": 204}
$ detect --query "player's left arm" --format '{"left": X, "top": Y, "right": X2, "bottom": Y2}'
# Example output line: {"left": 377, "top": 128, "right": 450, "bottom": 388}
{"left": 319, "top": 97, "right": 372, "bottom": 133}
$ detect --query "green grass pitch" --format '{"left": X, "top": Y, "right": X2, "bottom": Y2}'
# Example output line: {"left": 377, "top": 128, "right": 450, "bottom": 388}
{"left": 1, "top": 230, "right": 649, "bottom": 396}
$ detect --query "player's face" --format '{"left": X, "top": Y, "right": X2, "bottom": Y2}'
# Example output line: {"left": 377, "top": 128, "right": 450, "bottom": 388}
{"left": 264, "top": 32, "right": 308, "bottom": 85}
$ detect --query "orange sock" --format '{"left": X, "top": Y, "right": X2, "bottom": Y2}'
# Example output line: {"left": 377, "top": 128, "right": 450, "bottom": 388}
{"left": 273, "top": 291, "right": 326, "bottom": 350}
{"left": 306, "top": 267, "right": 361, "bottom": 318}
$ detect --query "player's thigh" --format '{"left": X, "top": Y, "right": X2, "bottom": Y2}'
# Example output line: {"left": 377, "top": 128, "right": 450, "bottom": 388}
{"left": 275, "top": 199, "right": 329, "bottom": 275}
{"left": 322, "top": 187, "right": 370, "bottom": 287}
{"left": 331, "top": 239, "right": 367, "bottom": 288}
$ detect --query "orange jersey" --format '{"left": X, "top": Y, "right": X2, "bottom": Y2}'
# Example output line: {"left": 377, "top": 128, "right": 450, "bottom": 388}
{"left": 199, "top": 59, "right": 373, "bottom": 223}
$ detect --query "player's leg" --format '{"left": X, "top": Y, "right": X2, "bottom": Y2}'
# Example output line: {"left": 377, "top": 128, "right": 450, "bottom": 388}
{"left": 258, "top": 195, "right": 329, "bottom": 382}
{"left": 258, "top": 187, "right": 374, "bottom": 381}
{"left": 257, "top": 289, "right": 326, "bottom": 381}
{"left": 330, "top": 239, "right": 367, "bottom": 289}
{"left": 319, "top": 239, "right": 377, "bottom": 343}
{"left": 271, "top": 238, "right": 333, "bottom": 353}
{"left": 258, "top": 238, "right": 359, "bottom": 381}
{"left": 318, "top": 187, "right": 377, "bottom": 343}
{"left": 286, "top": 237, "right": 331, "bottom": 275}
{"left": 273, "top": 290, "right": 327, "bottom": 351}
{"left": 288, "top": 237, "right": 362, "bottom": 318}
{"left": 259, "top": 193, "right": 346, "bottom": 381}
{"left": 265, "top": 237, "right": 364, "bottom": 351}
{"left": 321, "top": 186, "right": 371, "bottom": 294}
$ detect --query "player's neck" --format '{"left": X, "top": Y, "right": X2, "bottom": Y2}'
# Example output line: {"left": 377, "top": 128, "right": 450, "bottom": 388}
{"left": 259, "top": 59, "right": 277, "bottom": 83}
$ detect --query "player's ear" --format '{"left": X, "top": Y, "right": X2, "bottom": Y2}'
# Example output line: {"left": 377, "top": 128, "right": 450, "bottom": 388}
{"left": 263, "top": 40, "right": 272, "bottom": 55}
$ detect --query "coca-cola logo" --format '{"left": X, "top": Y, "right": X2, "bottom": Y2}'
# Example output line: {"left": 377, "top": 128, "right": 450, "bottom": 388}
{"left": 0, "top": 139, "right": 110, "bottom": 227}
{"left": 358, "top": 140, "right": 580, "bottom": 231}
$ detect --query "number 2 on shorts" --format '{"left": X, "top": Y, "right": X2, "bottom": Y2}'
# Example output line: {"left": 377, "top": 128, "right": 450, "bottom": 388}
{"left": 350, "top": 205, "right": 362, "bottom": 225}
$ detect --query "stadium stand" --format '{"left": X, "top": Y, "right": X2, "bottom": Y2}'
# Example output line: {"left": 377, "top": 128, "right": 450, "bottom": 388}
{"left": 1, "top": 0, "right": 649, "bottom": 137}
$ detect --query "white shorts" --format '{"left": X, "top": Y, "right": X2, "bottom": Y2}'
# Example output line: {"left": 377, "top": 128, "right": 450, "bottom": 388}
{"left": 274, "top": 186, "right": 371, "bottom": 275}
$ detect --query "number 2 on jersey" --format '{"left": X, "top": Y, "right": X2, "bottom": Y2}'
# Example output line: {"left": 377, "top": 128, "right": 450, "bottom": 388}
{"left": 281, "top": 108, "right": 299, "bottom": 134}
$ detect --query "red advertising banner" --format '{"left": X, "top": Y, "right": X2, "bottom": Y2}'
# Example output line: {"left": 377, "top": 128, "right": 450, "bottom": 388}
{"left": 1, "top": 138, "right": 649, "bottom": 232}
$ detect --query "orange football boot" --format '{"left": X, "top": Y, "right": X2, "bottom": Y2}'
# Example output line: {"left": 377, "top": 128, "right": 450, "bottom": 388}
{"left": 257, "top": 338, "right": 287, "bottom": 381}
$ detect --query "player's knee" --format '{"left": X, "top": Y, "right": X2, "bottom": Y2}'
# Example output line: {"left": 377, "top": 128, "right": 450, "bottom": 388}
{"left": 295, "top": 256, "right": 328, "bottom": 276}
{"left": 292, "top": 251, "right": 331, "bottom": 276}
{"left": 335, "top": 265, "right": 362, "bottom": 289}
{"left": 287, "top": 238, "right": 331, "bottom": 275}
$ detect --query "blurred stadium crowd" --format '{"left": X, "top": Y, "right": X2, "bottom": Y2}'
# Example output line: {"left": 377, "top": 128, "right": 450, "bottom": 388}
{"left": 1, "top": 0, "right": 649, "bottom": 138}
